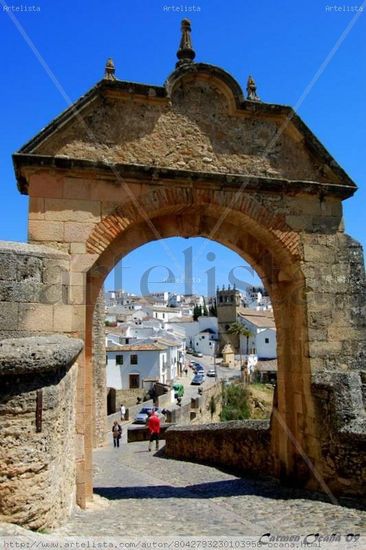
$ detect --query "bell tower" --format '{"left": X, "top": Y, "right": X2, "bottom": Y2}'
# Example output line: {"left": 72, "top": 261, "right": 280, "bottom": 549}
{"left": 216, "top": 285, "right": 241, "bottom": 352}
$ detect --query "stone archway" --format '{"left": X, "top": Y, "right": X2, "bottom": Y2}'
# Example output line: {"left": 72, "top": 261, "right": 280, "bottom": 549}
{"left": 84, "top": 187, "right": 316, "bottom": 492}
{"left": 7, "top": 25, "right": 365, "bottom": 524}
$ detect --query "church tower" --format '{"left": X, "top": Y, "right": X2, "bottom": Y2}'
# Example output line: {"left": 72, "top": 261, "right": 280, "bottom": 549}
{"left": 216, "top": 285, "right": 241, "bottom": 353}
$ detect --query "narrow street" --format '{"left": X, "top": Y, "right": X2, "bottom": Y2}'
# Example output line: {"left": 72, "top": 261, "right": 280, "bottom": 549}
{"left": 53, "top": 433, "right": 366, "bottom": 537}
{"left": 175, "top": 354, "right": 239, "bottom": 408}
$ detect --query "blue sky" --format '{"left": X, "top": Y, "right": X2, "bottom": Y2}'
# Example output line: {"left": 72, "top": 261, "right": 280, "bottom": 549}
{"left": 1, "top": 0, "right": 365, "bottom": 294}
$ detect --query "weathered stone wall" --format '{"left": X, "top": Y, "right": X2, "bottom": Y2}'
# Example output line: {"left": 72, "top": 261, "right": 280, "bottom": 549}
{"left": 311, "top": 371, "right": 366, "bottom": 497}
{"left": 0, "top": 242, "right": 70, "bottom": 339}
{"left": 302, "top": 233, "right": 366, "bottom": 374}
{"left": 298, "top": 233, "right": 366, "bottom": 495}
{"left": 165, "top": 420, "right": 272, "bottom": 475}
{"left": 92, "top": 288, "right": 106, "bottom": 447}
{"left": 0, "top": 335, "right": 83, "bottom": 529}
{"left": 0, "top": 241, "right": 90, "bottom": 525}
{"left": 32, "top": 81, "right": 333, "bottom": 185}
{"left": 115, "top": 388, "right": 146, "bottom": 408}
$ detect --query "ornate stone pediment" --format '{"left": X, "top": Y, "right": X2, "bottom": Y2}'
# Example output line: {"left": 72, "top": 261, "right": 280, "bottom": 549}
{"left": 14, "top": 63, "right": 355, "bottom": 195}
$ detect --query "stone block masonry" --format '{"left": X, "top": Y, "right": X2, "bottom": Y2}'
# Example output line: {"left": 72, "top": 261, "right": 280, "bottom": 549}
{"left": 312, "top": 371, "right": 366, "bottom": 497}
{"left": 0, "top": 241, "right": 71, "bottom": 339}
{"left": 0, "top": 241, "right": 88, "bottom": 528}
{"left": 165, "top": 420, "right": 272, "bottom": 475}
{"left": 92, "top": 289, "right": 107, "bottom": 447}
{"left": 0, "top": 335, "right": 83, "bottom": 529}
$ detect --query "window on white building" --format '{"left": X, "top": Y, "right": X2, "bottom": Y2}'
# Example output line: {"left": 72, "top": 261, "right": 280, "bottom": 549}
{"left": 265, "top": 338, "right": 269, "bottom": 344}
{"left": 116, "top": 355, "right": 123, "bottom": 365}
{"left": 130, "top": 354, "right": 138, "bottom": 365}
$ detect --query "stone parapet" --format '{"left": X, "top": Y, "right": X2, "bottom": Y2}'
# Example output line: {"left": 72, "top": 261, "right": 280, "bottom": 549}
{"left": 0, "top": 335, "right": 83, "bottom": 529}
{"left": 0, "top": 335, "right": 83, "bottom": 375}
{"left": 165, "top": 420, "right": 272, "bottom": 475}
{"left": 312, "top": 370, "right": 366, "bottom": 497}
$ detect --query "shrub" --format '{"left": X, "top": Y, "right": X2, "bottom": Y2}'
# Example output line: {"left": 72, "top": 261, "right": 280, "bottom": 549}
{"left": 220, "top": 384, "right": 250, "bottom": 421}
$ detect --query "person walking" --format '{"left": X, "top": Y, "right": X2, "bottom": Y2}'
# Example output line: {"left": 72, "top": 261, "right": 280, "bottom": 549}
{"left": 147, "top": 409, "right": 161, "bottom": 452}
{"left": 112, "top": 420, "right": 122, "bottom": 448}
{"left": 120, "top": 403, "right": 126, "bottom": 421}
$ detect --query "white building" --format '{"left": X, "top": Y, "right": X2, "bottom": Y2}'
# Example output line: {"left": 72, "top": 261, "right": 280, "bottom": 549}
{"left": 243, "top": 287, "right": 272, "bottom": 311}
{"left": 106, "top": 341, "right": 177, "bottom": 390}
{"left": 105, "top": 303, "right": 143, "bottom": 324}
{"left": 238, "top": 310, "right": 276, "bottom": 359}
{"left": 153, "top": 306, "right": 184, "bottom": 322}
{"left": 107, "top": 317, "right": 165, "bottom": 345}
{"left": 193, "top": 329, "right": 217, "bottom": 356}
{"left": 166, "top": 315, "right": 218, "bottom": 352}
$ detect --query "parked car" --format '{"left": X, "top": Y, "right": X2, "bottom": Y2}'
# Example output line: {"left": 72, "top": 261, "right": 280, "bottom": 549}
{"left": 207, "top": 369, "right": 216, "bottom": 377}
{"left": 192, "top": 351, "right": 203, "bottom": 357}
{"left": 187, "top": 347, "right": 194, "bottom": 354}
{"left": 194, "top": 364, "right": 205, "bottom": 374}
{"left": 191, "top": 374, "right": 205, "bottom": 385}
{"left": 133, "top": 407, "right": 165, "bottom": 424}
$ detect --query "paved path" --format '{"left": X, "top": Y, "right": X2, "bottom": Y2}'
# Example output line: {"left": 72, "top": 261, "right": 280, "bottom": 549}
{"left": 53, "top": 435, "right": 366, "bottom": 537}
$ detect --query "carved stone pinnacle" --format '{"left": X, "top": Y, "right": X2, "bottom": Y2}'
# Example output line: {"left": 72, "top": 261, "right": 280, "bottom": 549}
{"left": 176, "top": 19, "right": 196, "bottom": 68}
{"left": 104, "top": 58, "right": 116, "bottom": 81}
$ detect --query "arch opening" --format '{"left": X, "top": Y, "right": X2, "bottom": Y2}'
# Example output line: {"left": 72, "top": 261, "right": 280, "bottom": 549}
{"left": 82, "top": 200, "right": 319, "bottom": 502}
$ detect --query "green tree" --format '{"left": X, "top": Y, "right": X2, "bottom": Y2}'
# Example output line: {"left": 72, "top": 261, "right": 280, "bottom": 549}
{"left": 193, "top": 305, "right": 202, "bottom": 321}
{"left": 209, "top": 299, "right": 217, "bottom": 317}
{"left": 228, "top": 321, "right": 253, "bottom": 364}
{"left": 202, "top": 297, "right": 209, "bottom": 316}
{"left": 220, "top": 384, "right": 250, "bottom": 421}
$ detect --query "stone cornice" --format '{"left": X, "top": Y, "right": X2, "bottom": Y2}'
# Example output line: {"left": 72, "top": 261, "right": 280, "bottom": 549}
{"left": 0, "top": 335, "right": 83, "bottom": 377}
{"left": 13, "top": 153, "right": 357, "bottom": 200}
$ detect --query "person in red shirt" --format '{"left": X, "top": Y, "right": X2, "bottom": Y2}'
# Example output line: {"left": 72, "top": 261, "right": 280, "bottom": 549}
{"left": 147, "top": 409, "right": 161, "bottom": 452}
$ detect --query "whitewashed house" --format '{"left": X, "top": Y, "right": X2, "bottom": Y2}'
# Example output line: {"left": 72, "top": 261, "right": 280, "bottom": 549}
{"left": 238, "top": 310, "right": 276, "bottom": 359}
{"left": 106, "top": 341, "right": 176, "bottom": 390}
{"left": 157, "top": 336, "right": 186, "bottom": 377}
{"left": 193, "top": 329, "right": 217, "bottom": 356}
{"left": 153, "top": 306, "right": 184, "bottom": 322}
{"left": 166, "top": 315, "right": 218, "bottom": 353}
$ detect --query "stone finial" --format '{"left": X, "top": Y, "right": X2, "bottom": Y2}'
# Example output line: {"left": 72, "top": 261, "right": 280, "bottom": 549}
{"left": 176, "top": 19, "right": 196, "bottom": 67}
{"left": 104, "top": 58, "right": 116, "bottom": 81}
{"left": 246, "top": 75, "right": 260, "bottom": 101}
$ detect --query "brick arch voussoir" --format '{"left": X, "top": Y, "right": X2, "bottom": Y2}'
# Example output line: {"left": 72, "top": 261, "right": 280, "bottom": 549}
{"left": 87, "top": 187, "right": 300, "bottom": 257}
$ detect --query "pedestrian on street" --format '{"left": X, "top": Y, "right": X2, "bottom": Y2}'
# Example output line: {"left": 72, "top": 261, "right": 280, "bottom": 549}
{"left": 112, "top": 420, "right": 122, "bottom": 448}
{"left": 184, "top": 367, "right": 188, "bottom": 376}
{"left": 120, "top": 403, "right": 126, "bottom": 421}
{"left": 147, "top": 409, "right": 161, "bottom": 452}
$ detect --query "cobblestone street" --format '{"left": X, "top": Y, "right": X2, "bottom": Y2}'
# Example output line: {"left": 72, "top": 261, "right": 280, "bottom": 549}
{"left": 53, "top": 433, "right": 366, "bottom": 537}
